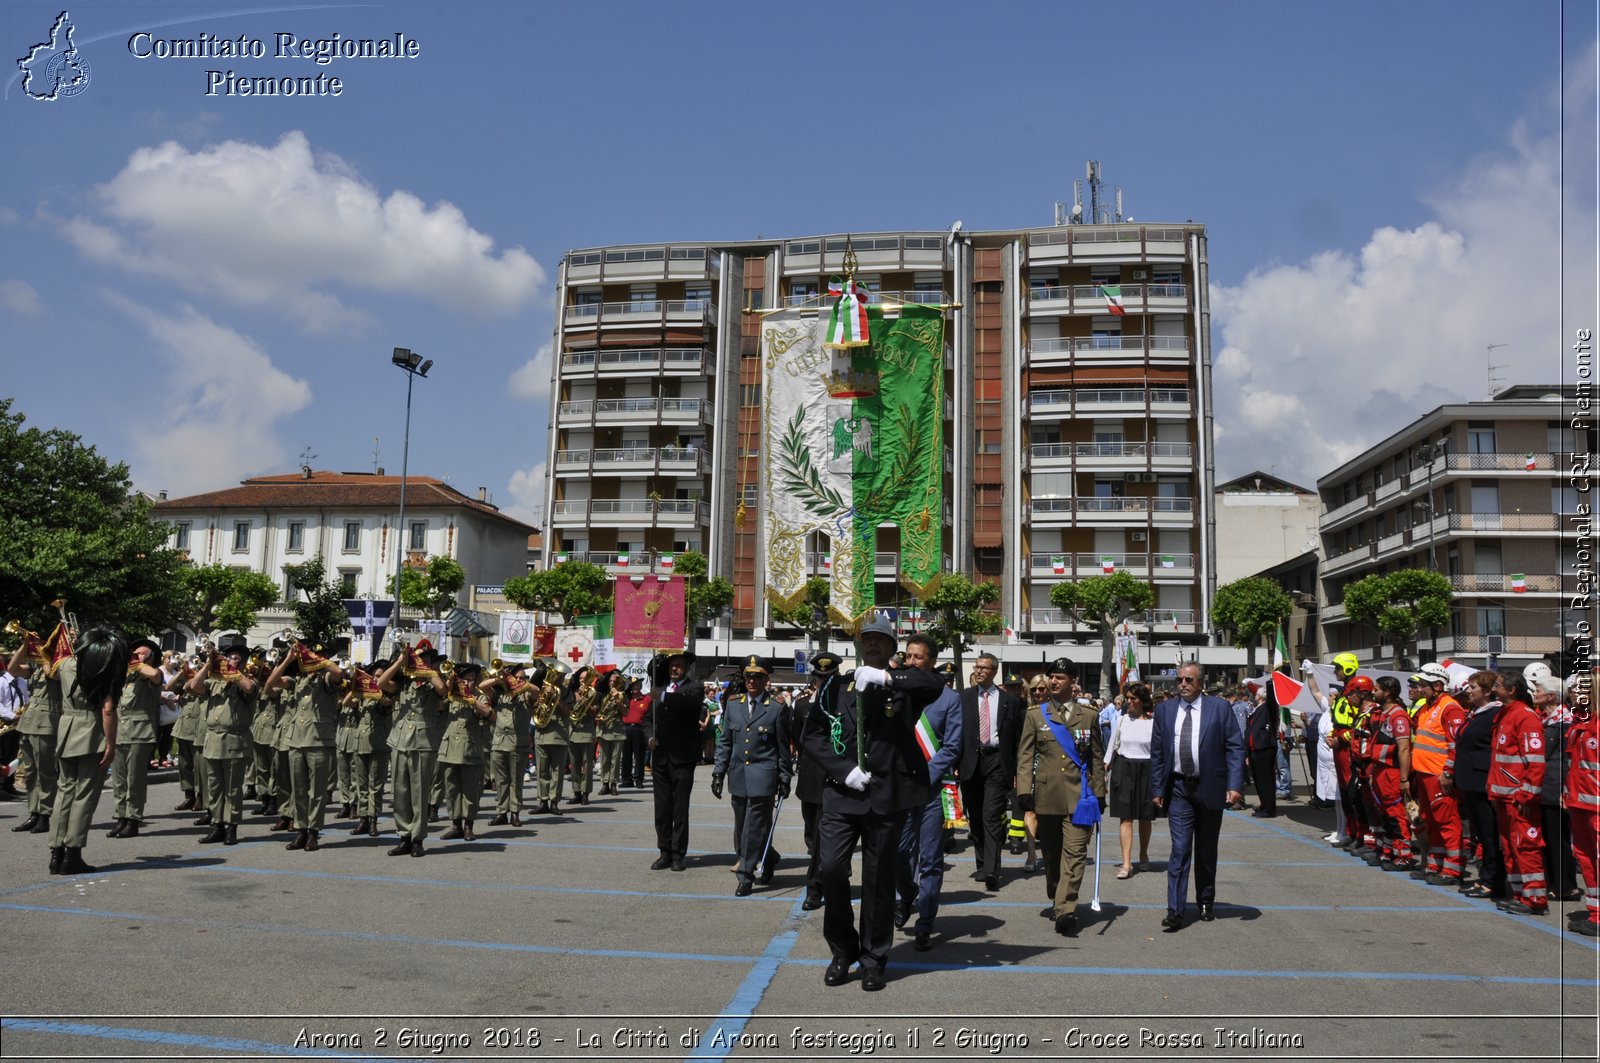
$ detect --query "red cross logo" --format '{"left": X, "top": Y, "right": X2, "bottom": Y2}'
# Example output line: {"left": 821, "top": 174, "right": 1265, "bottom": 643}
{"left": 566, "top": 645, "right": 586, "bottom": 663}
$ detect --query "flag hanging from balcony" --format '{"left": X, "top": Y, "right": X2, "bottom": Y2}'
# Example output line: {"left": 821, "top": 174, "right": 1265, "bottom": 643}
{"left": 1524, "top": 453, "right": 1537, "bottom": 471}
{"left": 1101, "top": 556, "right": 1116, "bottom": 574}
{"left": 553, "top": 552, "right": 568, "bottom": 565}
{"left": 1160, "top": 555, "right": 1175, "bottom": 568}
{"left": 762, "top": 304, "right": 945, "bottom": 631}
{"left": 1511, "top": 573, "right": 1527, "bottom": 593}
{"left": 1098, "top": 284, "right": 1126, "bottom": 317}
{"left": 615, "top": 552, "right": 630, "bottom": 568}
{"left": 659, "top": 553, "right": 674, "bottom": 571}
{"left": 1051, "top": 555, "right": 1066, "bottom": 575}
{"left": 824, "top": 277, "right": 871, "bottom": 349}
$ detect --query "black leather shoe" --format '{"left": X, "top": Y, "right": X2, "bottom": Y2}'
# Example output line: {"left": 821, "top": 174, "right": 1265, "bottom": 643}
{"left": 1161, "top": 911, "right": 1184, "bottom": 931}
{"left": 304, "top": 830, "right": 319, "bottom": 852}
{"left": 199, "top": 825, "right": 226, "bottom": 844}
{"left": 801, "top": 891, "right": 823, "bottom": 911}
{"left": 194, "top": 813, "right": 213, "bottom": 827}
{"left": 488, "top": 814, "right": 509, "bottom": 826}
{"left": 860, "top": 967, "right": 886, "bottom": 992}
{"left": 1250, "top": 810, "right": 1274, "bottom": 818}
{"left": 1573, "top": 918, "right": 1600, "bottom": 937}
{"left": 29, "top": 814, "right": 49, "bottom": 834}
{"left": 118, "top": 821, "right": 139, "bottom": 839}
{"left": 984, "top": 875, "right": 1000, "bottom": 891}
{"left": 509, "top": 813, "right": 521, "bottom": 827}
{"left": 462, "top": 821, "right": 475, "bottom": 842}
{"left": 387, "top": 838, "right": 413, "bottom": 856}
{"left": 107, "top": 818, "right": 127, "bottom": 838}
{"left": 223, "top": 823, "right": 238, "bottom": 845}
{"left": 893, "top": 900, "right": 912, "bottom": 929}
{"left": 578, "top": 792, "right": 588, "bottom": 805}
{"left": 671, "top": 858, "right": 686, "bottom": 872}
{"left": 823, "top": 960, "right": 851, "bottom": 987}
{"left": 650, "top": 854, "right": 672, "bottom": 870}
{"left": 410, "top": 841, "right": 424, "bottom": 857}
{"left": 914, "top": 925, "right": 932, "bottom": 951}
{"left": 735, "top": 880, "right": 753, "bottom": 897}
{"left": 439, "top": 822, "right": 464, "bottom": 841}
{"left": 286, "top": 830, "right": 308, "bottom": 851}
{"left": 1055, "top": 912, "right": 1079, "bottom": 936}
{"left": 1198, "top": 903, "right": 1215, "bottom": 922}
{"left": 48, "top": 846, "right": 65, "bottom": 874}
{"left": 12, "top": 812, "right": 41, "bottom": 833}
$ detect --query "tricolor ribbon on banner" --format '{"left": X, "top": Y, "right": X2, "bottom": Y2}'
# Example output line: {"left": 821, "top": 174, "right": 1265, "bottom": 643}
{"left": 824, "top": 277, "right": 871, "bottom": 349}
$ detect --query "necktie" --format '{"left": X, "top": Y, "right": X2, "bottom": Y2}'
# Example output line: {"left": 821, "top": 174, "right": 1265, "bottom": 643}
{"left": 980, "top": 689, "right": 992, "bottom": 746}
{"left": 1179, "top": 704, "right": 1197, "bottom": 777}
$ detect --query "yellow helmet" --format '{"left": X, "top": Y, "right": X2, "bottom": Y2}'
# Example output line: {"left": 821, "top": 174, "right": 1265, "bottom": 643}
{"left": 1333, "top": 652, "right": 1360, "bottom": 679}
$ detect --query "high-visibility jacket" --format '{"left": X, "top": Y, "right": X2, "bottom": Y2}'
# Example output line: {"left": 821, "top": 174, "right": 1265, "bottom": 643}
{"left": 1412, "top": 694, "right": 1466, "bottom": 775}
{"left": 1331, "top": 692, "right": 1356, "bottom": 729}
{"left": 1564, "top": 717, "right": 1600, "bottom": 811}
{"left": 1488, "top": 699, "right": 1546, "bottom": 802}
{"left": 1370, "top": 705, "right": 1412, "bottom": 769}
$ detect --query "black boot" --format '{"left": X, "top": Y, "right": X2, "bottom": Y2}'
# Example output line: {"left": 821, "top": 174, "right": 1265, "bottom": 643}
{"left": 199, "top": 824, "right": 226, "bottom": 843}
{"left": 193, "top": 812, "right": 213, "bottom": 827}
{"left": 462, "top": 820, "right": 475, "bottom": 842}
{"left": 48, "top": 846, "right": 65, "bottom": 875}
{"left": 30, "top": 813, "right": 50, "bottom": 834}
{"left": 354, "top": 816, "right": 370, "bottom": 835}
{"left": 107, "top": 818, "right": 128, "bottom": 838}
{"left": 245, "top": 785, "right": 259, "bottom": 801}
{"left": 440, "top": 820, "right": 464, "bottom": 841}
{"left": 387, "top": 837, "right": 413, "bottom": 856}
{"left": 119, "top": 821, "right": 140, "bottom": 838}
{"left": 175, "top": 791, "right": 196, "bottom": 811}
{"left": 223, "top": 823, "right": 238, "bottom": 845}
{"left": 286, "top": 829, "right": 308, "bottom": 851}
{"left": 304, "top": 829, "right": 320, "bottom": 852}
{"left": 367, "top": 817, "right": 381, "bottom": 837}
{"left": 13, "top": 812, "right": 41, "bottom": 833}
{"left": 60, "top": 847, "right": 96, "bottom": 874}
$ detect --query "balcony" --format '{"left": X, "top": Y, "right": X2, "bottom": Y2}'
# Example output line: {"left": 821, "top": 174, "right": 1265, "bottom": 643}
{"left": 1446, "top": 451, "right": 1558, "bottom": 473}
{"left": 1025, "top": 334, "right": 1191, "bottom": 368}
{"left": 549, "top": 499, "right": 711, "bottom": 529}
{"left": 560, "top": 347, "right": 708, "bottom": 377}
{"left": 552, "top": 447, "right": 710, "bottom": 477}
{"left": 1026, "top": 441, "right": 1191, "bottom": 471}
{"left": 1025, "top": 607, "right": 1201, "bottom": 633}
{"left": 563, "top": 299, "right": 717, "bottom": 328}
{"left": 1320, "top": 493, "right": 1370, "bottom": 526}
{"left": 558, "top": 397, "right": 714, "bottom": 428}
{"left": 1450, "top": 634, "right": 1563, "bottom": 656}
{"left": 1447, "top": 513, "right": 1561, "bottom": 533}
{"left": 1448, "top": 573, "right": 1562, "bottom": 594}
{"left": 1322, "top": 543, "right": 1375, "bottom": 575}
{"left": 1027, "top": 552, "right": 1196, "bottom": 578}
{"left": 1026, "top": 226, "right": 1193, "bottom": 262}
{"left": 1026, "top": 498, "right": 1077, "bottom": 524}
{"left": 1025, "top": 283, "right": 1188, "bottom": 317}
{"left": 1025, "top": 388, "right": 1191, "bottom": 419}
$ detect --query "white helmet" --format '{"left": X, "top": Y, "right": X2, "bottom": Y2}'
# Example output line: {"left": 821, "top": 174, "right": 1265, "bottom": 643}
{"left": 1419, "top": 663, "right": 1451, "bottom": 685}
{"left": 1523, "top": 661, "right": 1553, "bottom": 685}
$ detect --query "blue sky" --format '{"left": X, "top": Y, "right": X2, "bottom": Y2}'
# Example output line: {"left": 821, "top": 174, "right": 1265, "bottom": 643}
{"left": 2, "top": 1, "right": 1593, "bottom": 524}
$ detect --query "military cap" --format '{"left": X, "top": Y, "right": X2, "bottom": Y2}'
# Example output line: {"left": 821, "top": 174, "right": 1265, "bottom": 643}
{"left": 810, "top": 650, "right": 843, "bottom": 675}
{"left": 742, "top": 655, "right": 771, "bottom": 675}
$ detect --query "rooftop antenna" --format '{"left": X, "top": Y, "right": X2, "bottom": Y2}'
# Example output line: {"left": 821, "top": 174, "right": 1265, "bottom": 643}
{"left": 372, "top": 436, "right": 381, "bottom": 473}
{"left": 297, "top": 445, "right": 317, "bottom": 475}
{"left": 1485, "top": 343, "right": 1508, "bottom": 398}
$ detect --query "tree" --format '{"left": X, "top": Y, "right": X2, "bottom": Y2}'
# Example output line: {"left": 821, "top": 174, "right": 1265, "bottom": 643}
{"left": 503, "top": 561, "right": 611, "bottom": 626}
{"left": 178, "top": 562, "right": 281, "bottom": 635}
{"left": 674, "top": 550, "right": 734, "bottom": 652}
{"left": 1211, "top": 576, "right": 1294, "bottom": 675}
{"left": 919, "top": 573, "right": 1001, "bottom": 675}
{"left": 769, "top": 576, "right": 833, "bottom": 651}
{"left": 281, "top": 556, "right": 350, "bottom": 649}
{"left": 0, "top": 399, "right": 188, "bottom": 636}
{"left": 387, "top": 555, "right": 466, "bottom": 619}
{"left": 1050, "top": 572, "right": 1156, "bottom": 698}
{"left": 1343, "top": 568, "right": 1453, "bottom": 668}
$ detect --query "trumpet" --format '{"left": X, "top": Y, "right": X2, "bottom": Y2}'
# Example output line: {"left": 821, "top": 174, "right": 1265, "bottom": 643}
{"left": 439, "top": 659, "right": 456, "bottom": 677}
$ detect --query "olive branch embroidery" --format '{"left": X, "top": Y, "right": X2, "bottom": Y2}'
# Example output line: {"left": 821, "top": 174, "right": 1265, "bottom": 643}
{"left": 778, "top": 408, "right": 846, "bottom": 518}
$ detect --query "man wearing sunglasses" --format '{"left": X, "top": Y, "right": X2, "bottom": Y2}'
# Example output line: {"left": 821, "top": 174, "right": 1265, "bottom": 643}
{"left": 1150, "top": 662, "right": 1244, "bottom": 931}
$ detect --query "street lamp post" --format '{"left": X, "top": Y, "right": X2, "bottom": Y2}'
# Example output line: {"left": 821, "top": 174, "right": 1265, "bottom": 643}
{"left": 391, "top": 347, "right": 433, "bottom": 652}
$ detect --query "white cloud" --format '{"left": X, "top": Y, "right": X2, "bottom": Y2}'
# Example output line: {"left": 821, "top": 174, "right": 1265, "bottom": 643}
{"left": 504, "top": 459, "right": 548, "bottom": 529}
{"left": 107, "top": 295, "right": 312, "bottom": 495}
{"left": 0, "top": 207, "right": 19, "bottom": 225}
{"left": 0, "top": 279, "right": 42, "bottom": 315}
{"left": 508, "top": 342, "right": 553, "bottom": 403}
{"left": 1209, "top": 58, "right": 1588, "bottom": 489}
{"left": 65, "top": 132, "right": 544, "bottom": 332}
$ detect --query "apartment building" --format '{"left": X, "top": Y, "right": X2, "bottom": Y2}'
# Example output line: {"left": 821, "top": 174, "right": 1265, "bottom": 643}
{"left": 1317, "top": 385, "right": 1589, "bottom": 668}
{"left": 542, "top": 223, "right": 1216, "bottom": 651}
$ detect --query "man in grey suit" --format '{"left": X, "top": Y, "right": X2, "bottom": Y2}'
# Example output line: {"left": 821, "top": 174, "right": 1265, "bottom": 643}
{"left": 1150, "top": 661, "right": 1245, "bottom": 930}
{"left": 893, "top": 638, "right": 963, "bottom": 952}
{"left": 712, "top": 655, "right": 792, "bottom": 896}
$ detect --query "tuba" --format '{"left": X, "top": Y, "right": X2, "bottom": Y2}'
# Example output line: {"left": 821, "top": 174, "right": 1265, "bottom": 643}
{"left": 533, "top": 666, "right": 563, "bottom": 728}
{"left": 571, "top": 669, "right": 598, "bottom": 725}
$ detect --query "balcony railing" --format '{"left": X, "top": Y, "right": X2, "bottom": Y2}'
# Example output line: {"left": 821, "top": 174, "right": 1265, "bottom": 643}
{"left": 549, "top": 499, "right": 711, "bottom": 525}
{"left": 1448, "top": 573, "right": 1562, "bottom": 593}
{"left": 560, "top": 397, "right": 713, "bottom": 424}
{"left": 1447, "top": 513, "right": 1560, "bottom": 532}
{"left": 565, "top": 299, "right": 716, "bottom": 323}
{"left": 1026, "top": 388, "right": 1192, "bottom": 415}
{"left": 1028, "top": 552, "right": 1195, "bottom": 573}
{"left": 560, "top": 347, "right": 707, "bottom": 373}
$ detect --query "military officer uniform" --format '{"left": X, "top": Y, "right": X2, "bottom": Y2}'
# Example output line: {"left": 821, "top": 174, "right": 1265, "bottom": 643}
{"left": 714, "top": 657, "right": 793, "bottom": 895}
{"left": 381, "top": 644, "right": 448, "bottom": 856}
{"left": 1016, "top": 659, "right": 1106, "bottom": 935}
{"left": 48, "top": 656, "right": 113, "bottom": 872}
{"left": 486, "top": 672, "right": 533, "bottom": 825}
{"left": 533, "top": 671, "right": 572, "bottom": 812}
{"left": 350, "top": 680, "right": 392, "bottom": 835}
{"left": 13, "top": 661, "right": 62, "bottom": 834}
{"left": 282, "top": 667, "right": 340, "bottom": 850}
{"left": 438, "top": 663, "right": 491, "bottom": 841}
{"left": 566, "top": 669, "right": 600, "bottom": 804}
{"left": 109, "top": 640, "right": 163, "bottom": 837}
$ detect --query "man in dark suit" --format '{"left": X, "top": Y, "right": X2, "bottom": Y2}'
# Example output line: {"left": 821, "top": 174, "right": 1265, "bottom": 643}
{"left": 648, "top": 651, "right": 701, "bottom": 872}
{"left": 959, "top": 652, "right": 1024, "bottom": 890}
{"left": 788, "top": 652, "right": 842, "bottom": 911}
{"left": 892, "top": 640, "right": 964, "bottom": 952}
{"left": 1244, "top": 684, "right": 1279, "bottom": 817}
{"left": 804, "top": 615, "right": 942, "bottom": 992}
{"left": 1150, "top": 661, "right": 1245, "bottom": 930}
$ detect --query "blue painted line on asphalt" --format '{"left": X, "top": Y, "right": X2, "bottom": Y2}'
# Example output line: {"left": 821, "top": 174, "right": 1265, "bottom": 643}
{"left": 0, "top": 1017, "right": 411, "bottom": 1061}
{"left": 690, "top": 896, "right": 808, "bottom": 1062}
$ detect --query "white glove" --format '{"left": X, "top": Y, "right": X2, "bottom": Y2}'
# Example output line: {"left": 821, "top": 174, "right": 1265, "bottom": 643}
{"left": 844, "top": 767, "right": 873, "bottom": 791}
{"left": 854, "top": 666, "right": 889, "bottom": 691}
{"left": 1300, "top": 659, "right": 1314, "bottom": 675}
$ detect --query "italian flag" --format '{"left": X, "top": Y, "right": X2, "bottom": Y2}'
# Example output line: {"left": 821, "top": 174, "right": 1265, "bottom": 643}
{"left": 659, "top": 553, "right": 674, "bottom": 571}
{"left": 1525, "top": 453, "right": 1537, "bottom": 471}
{"left": 821, "top": 553, "right": 832, "bottom": 571}
{"left": 1098, "top": 284, "right": 1126, "bottom": 316}
{"left": 1271, "top": 626, "right": 1290, "bottom": 671}
{"left": 1160, "top": 555, "right": 1175, "bottom": 568}
{"left": 1101, "top": 556, "right": 1116, "bottom": 574}
{"left": 824, "top": 278, "right": 871, "bottom": 348}
{"left": 1511, "top": 573, "right": 1527, "bottom": 593}
{"left": 1051, "top": 554, "right": 1066, "bottom": 575}
{"left": 554, "top": 552, "right": 569, "bottom": 565}
{"left": 615, "top": 552, "right": 629, "bottom": 568}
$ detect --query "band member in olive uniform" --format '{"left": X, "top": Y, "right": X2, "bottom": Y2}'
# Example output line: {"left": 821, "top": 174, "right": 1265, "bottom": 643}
{"left": 790, "top": 651, "right": 841, "bottom": 910}
{"left": 8, "top": 623, "right": 67, "bottom": 835}
{"left": 108, "top": 637, "right": 163, "bottom": 838}
{"left": 247, "top": 657, "right": 280, "bottom": 817}
{"left": 596, "top": 672, "right": 628, "bottom": 795}
{"left": 347, "top": 662, "right": 391, "bottom": 835}
{"left": 533, "top": 664, "right": 571, "bottom": 814}
{"left": 713, "top": 656, "right": 793, "bottom": 895}
{"left": 46, "top": 628, "right": 126, "bottom": 874}
{"left": 804, "top": 616, "right": 944, "bottom": 992}
{"left": 334, "top": 665, "right": 362, "bottom": 819}
{"left": 267, "top": 677, "right": 294, "bottom": 832}
{"left": 379, "top": 640, "right": 448, "bottom": 856}
{"left": 480, "top": 663, "right": 533, "bottom": 826}
{"left": 566, "top": 666, "right": 600, "bottom": 805}
{"left": 439, "top": 662, "right": 492, "bottom": 842}
{"left": 186, "top": 634, "right": 257, "bottom": 845}
{"left": 267, "top": 644, "right": 342, "bottom": 851}
{"left": 650, "top": 651, "right": 702, "bottom": 871}
{"left": 1016, "top": 658, "right": 1107, "bottom": 937}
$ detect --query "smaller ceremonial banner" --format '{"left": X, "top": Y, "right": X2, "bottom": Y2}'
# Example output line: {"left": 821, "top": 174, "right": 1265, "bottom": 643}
{"left": 614, "top": 575, "right": 686, "bottom": 650}
{"left": 532, "top": 625, "right": 556, "bottom": 657}
{"left": 497, "top": 612, "right": 535, "bottom": 662}
{"left": 552, "top": 626, "right": 595, "bottom": 669}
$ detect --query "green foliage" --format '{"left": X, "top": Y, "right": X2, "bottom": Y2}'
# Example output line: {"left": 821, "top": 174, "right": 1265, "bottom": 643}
{"left": 503, "top": 561, "right": 611, "bottom": 625}
{"left": 770, "top": 577, "right": 833, "bottom": 648}
{"left": 179, "top": 563, "right": 280, "bottom": 635}
{"left": 919, "top": 573, "right": 1001, "bottom": 671}
{"left": 0, "top": 398, "right": 188, "bottom": 635}
{"left": 1050, "top": 572, "right": 1157, "bottom": 697}
{"left": 1212, "top": 576, "right": 1294, "bottom": 673}
{"left": 1343, "top": 569, "right": 1453, "bottom": 667}
{"left": 281, "top": 556, "right": 350, "bottom": 648}
{"left": 669, "top": 550, "right": 733, "bottom": 651}
{"left": 387, "top": 555, "right": 466, "bottom": 618}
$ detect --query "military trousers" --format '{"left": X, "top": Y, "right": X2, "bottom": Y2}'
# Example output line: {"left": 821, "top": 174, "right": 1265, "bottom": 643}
{"left": 566, "top": 739, "right": 595, "bottom": 795}
{"left": 1036, "top": 813, "right": 1095, "bottom": 918}
{"left": 535, "top": 744, "right": 567, "bottom": 804}
{"left": 730, "top": 792, "right": 776, "bottom": 883}
{"left": 353, "top": 749, "right": 389, "bottom": 819}
{"left": 19, "top": 731, "right": 59, "bottom": 816}
{"left": 203, "top": 755, "right": 246, "bottom": 825}
{"left": 272, "top": 747, "right": 291, "bottom": 806}
{"left": 288, "top": 746, "right": 334, "bottom": 830}
{"left": 391, "top": 748, "right": 437, "bottom": 843}
{"left": 429, "top": 759, "right": 445, "bottom": 809}
{"left": 174, "top": 737, "right": 199, "bottom": 795}
{"left": 818, "top": 807, "right": 907, "bottom": 971}
{"left": 441, "top": 759, "right": 485, "bottom": 822}
{"left": 490, "top": 747, "right": 529, "bottom": 813}
{"left": 112, "top": 742, "right": 154, "bottom": 821}
{"left": 249, "top": 739, "right": 276, "bottom": 793}
{"left": 49, "top": 751, "right": 106, "bottom": 849}
{"left": 336, "top": 748, "right": 355, "bottom": 803}
{"left": 598, "top": 738, "right": 624, "bottom": 789}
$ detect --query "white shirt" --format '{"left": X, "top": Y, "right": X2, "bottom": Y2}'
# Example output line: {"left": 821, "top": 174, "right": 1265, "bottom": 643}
{"left": 0, "top": 673, "right": 26, "bottom": 720}
{"left": 1105, "top": 715, "right": 1154, "bottom": 765}
{"left": 975, "top": 684, "right": 999, "bottom": 748}
{"left": 1173, "top": 700, "right": 1203, "bottom": 773}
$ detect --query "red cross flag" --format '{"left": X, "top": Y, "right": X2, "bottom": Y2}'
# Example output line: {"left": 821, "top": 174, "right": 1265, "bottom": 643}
{"left": 552, "top": 626, "right": 595, "bottom": 669}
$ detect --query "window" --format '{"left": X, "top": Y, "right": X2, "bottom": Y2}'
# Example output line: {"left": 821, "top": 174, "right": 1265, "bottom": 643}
{"left": 740, "top": 484, "right": 758, "bottom": 505}
{"left": 740, "top": 383, "right": 761, "bottom": 407}
{"left": 903, "top": 236, "right": 943, "bottom": 250}
{"left": 338, "top": 571, "right": 358, "bottom": 597}
{"left": 575, "top": 289, "right": 602, "bottom": 306}
{"left": 287, "top": 521, "right": 305, "bottom": 553}
{"left": 408, "top": 521, "right": 427, "bottom": 551}
{"left": 568, "top": 252, "right": 601, "bottom": 267}
{"left": 628, "top": 286, "right": 656, "bottom": 308}
{"left": 1475, "top": 607, "right": 1506, "bottom": 638}
{"left": 603, "top": 248, "right": 665, "bottom": 263}
{"left": 1554, "top": 484, "right": 1584, "bottom": 513}
{"left": 1466, "top": 422, "right": 1496, "bottom": 454}
{"left": 784, "top": 240, "right": 821, "bottom": 255}
{"left": 668, "top": 247, "right": 705, "bottom": 261}
{"left": 746, "top": 288, "right": 764, "bottom": 310}
{"left": 684, "top": 284, "right": 710, "bottom": 304}
{"left": 232, "top": 521, "right": 250, "bottom": 552}
{"left": 1469, "top": 482, "right": 1500, "bottom": 514}
{"left": 174, "top": 522, "right": 191, "bottom": 550}
{"left": 343, "top": 521, "right": 361, "bottom": 552}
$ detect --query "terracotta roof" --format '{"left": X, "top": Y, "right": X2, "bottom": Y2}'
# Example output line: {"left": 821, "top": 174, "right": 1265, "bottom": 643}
{"left": 153, "top": 471, "right": 537, "bottom": 533}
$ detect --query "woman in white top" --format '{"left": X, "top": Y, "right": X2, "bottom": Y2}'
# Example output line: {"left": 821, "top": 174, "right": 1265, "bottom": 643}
{"left": 1104, "top": 681, "right": 1157, "bottom": 878}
